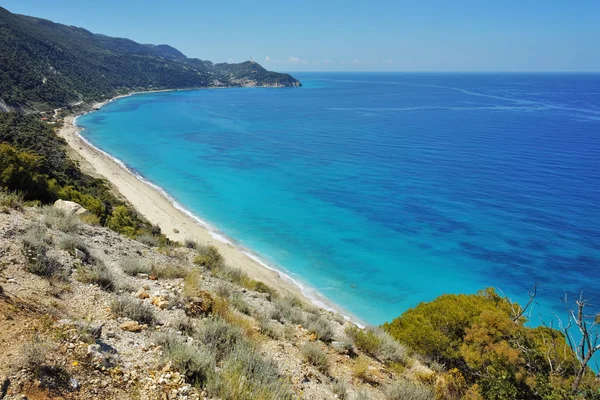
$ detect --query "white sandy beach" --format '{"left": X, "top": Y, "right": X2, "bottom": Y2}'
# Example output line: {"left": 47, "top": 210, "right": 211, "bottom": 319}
{"left": 57, "top": 100, "right": 336, "bottom": 310}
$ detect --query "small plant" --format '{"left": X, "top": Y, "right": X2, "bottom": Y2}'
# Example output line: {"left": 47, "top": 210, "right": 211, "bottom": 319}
{"left": 136, "top": 233, "right": 160, "bottom": 247}
{"left": 42, "top": 206, "right": 79, "bottom": 233}
{"left": 216, "top": 282, "right": 232, "bottom": 298}
{"left": 110, "top": 295, "right": 156, "bottom": 325}
{"left": 151, "top": 262, "right": 189, "bottom": 279}
{"left": 193, "top": 245, "right": 224, "bottom": 270}
{"left": 173, "top": 316, "right": 197, "bottom": 336}
{"left": 258, "top": 317, "right": 283, "bottom": 340}
{"left": 384, "top": 380, "right": 435, "bottom": 400}
{"left": 354, "top": 391, "right": 372, "bottom": 400}
{"left": 273, "top": 297, "right": 305, "bottom": 325}
{"left": 78, "top": 213, "right": 101, "bottom": 226}
{"left": 156, "top": 332, "right": 215, "bottom": 386}
{"left": 331, "top": 380, "right": 348, "bottom": 400}
{"left": 352, "top": 355, "right": 370, "bottom": 379}
{"left": 183, "top": 270, "right": 203, "bottom": 298}
{"left": 22, "top": 226, "right": 65, "bottom": 279}
{"left": 197, "top": 317, "right": 245, "bottom": 361}
{"left": 346, "top": 326, "right": 408, "bottom": 364}
{"left": 59, "top": 235, "right": 90, "bottom": 257}
{"left": 120, "top": 256, "right": 151, "bottom": 276}
{"left": 230, "top": 292, "right": 251, "bottom": 315}
{"left": 307, "top": 313, "right": 334, "bottom": 342}
{"left": 184, "top": 237, "right": 199, "bottom": 249}
{"left": 302, "top": 342, "right": 329, "bottom": 373}
{"left": 78, "top": 261, "right": 115, "bottom": 291}
{"left": 0, "top": 188, "right": 23, "bottom": 211}
{"left": 206, "top": 342, "right": 294, "bottom": 400}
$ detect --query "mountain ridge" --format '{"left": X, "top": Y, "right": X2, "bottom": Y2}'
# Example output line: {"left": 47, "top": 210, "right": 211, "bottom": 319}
{"left": 0, "top": 6, "right": 301, "bottom": 112}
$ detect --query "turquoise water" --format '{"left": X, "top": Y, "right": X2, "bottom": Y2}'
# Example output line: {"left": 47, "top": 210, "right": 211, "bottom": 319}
{"left": 78, "top": 73, "right": 600, "bottom": 325}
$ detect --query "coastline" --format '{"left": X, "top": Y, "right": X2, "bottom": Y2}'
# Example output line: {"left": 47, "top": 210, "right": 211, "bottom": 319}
{"left": 58, "top": 92, "right": 363, "bottom": 326}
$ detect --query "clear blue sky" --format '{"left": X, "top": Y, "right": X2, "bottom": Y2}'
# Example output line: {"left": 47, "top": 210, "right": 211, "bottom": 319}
{"left": 3, "top": 0, "right": 599, "bottom": 72}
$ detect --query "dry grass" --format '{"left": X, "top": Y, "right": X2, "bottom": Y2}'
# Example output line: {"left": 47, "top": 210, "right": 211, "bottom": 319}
{"left": 352, "top": 355, "right": 371, "bottom": 379}
{"left": 110, "top": 295, "right": 156, "bottom": 325}
{"left": 302, "top": 342, "right": 329, "bottom": 373}
{"left": 120, "top": 256, "right": 151, "bottom": 276}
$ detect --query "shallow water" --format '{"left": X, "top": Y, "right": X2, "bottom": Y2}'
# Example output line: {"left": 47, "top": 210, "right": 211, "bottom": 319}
{"left": 78, "top": 73, "right": 600, "bottom": 325}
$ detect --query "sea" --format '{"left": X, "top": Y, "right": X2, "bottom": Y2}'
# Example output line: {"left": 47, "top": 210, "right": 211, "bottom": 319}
{"left": 77, "top": 72, "right": 600, "bottom": 326}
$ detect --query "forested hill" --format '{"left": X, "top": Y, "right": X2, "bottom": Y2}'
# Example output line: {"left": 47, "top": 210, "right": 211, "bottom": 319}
{"left": 0, "top": 6, "right": 301, "bottom": 111}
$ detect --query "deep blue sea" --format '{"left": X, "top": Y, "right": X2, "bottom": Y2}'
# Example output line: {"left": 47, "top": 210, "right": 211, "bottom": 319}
{"left": 77, "top": 73, "right": 600, "bottom": 325}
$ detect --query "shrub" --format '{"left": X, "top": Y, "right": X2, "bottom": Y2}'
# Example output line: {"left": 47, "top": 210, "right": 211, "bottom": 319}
{"left": 107, "top": 206, "right": 137, "bottom": 237}
{"left": 156, "top": 332, "right": 215, "bottom": 386}
{"left": 78, "top": 261, "right": 115, "bottom": 291}
{"left": 151, "top": 263, "right": 189, "bottom": 279}
{"left": 78, "top": 213, "right": 100, "bottom": 226}
{"left": 0, "top": 143, "right": 51, "bottom": 201}
{"left": 435, "top": 368, "right": 469, "bottom": 400}
{"left": 184, "top": 238, "right": 199, "bottom": 249}
{"left": 384, "top": 380, "right": 435, "bottom": 400}
{"left": 307, "top": 313, "right": 334, "bottom": 342}
{"left": 120, "top": 256, "right": 150, "bottom": 276}
{"left": 230, "top": 292, "right": 251, "bottom": 315}
{"left": 193, "top": 245, "right": 224, "bottom": 270}
{"left": 110, "top": 296, "right": 155, "bottom": 325}
{"left": 216, "top": 282, "right": 232, "bottom": 298}
{"left": 352, "top": 355, "right": 370, "bottom": 379}
{"left": 0, "top": 188, "right": 23, "bottom": 211}
{"left": 197, "top": 318, "right": 245, "bottom": 361}
{"left": 273, "top": 297, "right": 305, "bottom": 325}
{"left": 172, "top": 316, "right": 197, "bottom": 336}
{"left": 346, "top": 325, "right": 408, "bottom": 364}
{"left": 302, "top": 342, "right": 329, "bottom": 373}
{"left": 22, "top": 227, "right": 65, "bottom": 279}
{"left": 259, "top": 319, "right": 282, "bottom": 340}
{"left": 42, "top": 206, "right": 80, "bottom": 233}
{"left": 331, "top": 381, "right": 348, "bottom": 399}
{"left": 136, "top": 233, "right": 160, "bottom": 247}
{"left": 59, "top": 235, "right": 90, "bottom": 257}
{"left": 206, "top": 342, "right": 294, "bottom": 400}
{"left": 354, "top": 391, "right": 372, "bottom": 400}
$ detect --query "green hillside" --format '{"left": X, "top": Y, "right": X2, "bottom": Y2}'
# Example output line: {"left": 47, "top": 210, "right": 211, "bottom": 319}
{"left": 0, "top": 6, "right": 300, "bottom": 111}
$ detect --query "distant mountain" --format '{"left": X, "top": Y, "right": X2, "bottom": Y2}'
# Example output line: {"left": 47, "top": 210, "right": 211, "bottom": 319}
{"left": 0, "top": 6, "right": 301, "bottom": 111}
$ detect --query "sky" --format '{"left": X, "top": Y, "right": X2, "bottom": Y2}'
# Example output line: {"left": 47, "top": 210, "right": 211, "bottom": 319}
{"left": 2, "top": 0, "right": 599, "bottom": 72}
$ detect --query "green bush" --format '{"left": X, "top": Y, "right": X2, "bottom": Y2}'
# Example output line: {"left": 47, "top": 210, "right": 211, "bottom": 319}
{"left": 346, "top": 325, "right": 407, "bottom": 364}
{"left": 193, "top": 245, "right": 224, "bottom": 269}
{"left": 0, "top": 143, "right": 51, "bottom": 202}
{"left": 0, "top": 188, "right": 23, "bottom": 210}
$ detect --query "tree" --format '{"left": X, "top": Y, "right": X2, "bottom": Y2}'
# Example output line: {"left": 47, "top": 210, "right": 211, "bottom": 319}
{"left": 555, "top": 293, "right": 600, "bottom": 392}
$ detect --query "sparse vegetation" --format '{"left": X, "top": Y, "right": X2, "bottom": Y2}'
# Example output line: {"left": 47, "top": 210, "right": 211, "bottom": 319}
{"left": 193, "top": 245, "right": 224, "bottom": 270}
{"left": 331, "top": 380, "right": 348, "bottom": 399}
{"left": 0, "top": 187, "right": 23, "bottom": 211}
{"left": 196, "top": 317, "right": 244, "bottom": 361}
{"left": 22, "top": 225, "right": 65, "bottom": 279}
{"left": 59, "top": 234, "right": 91, "bottom": 257}
{"left": 42, "top": 206, "right": 80, "bottom": 233}
{"left": 110, "top": 295, "right": 156, "bottom": 325}
{"left": 346, "top": 325, "right": 408, "bottom": 364}
{"left": 352, "top": 355, "right": 370, "bottom": 379}
{"left": 307, "top": 313, "right": 334, "bottom": 342}
{"left": 120, "top": 256, "right": 151, "bottom": 276}
{"left": 150, "top": 262, "right": 189, "bottom": 279}
{"left": 78, "top": 260, "right": 116, "bottom": 291}
{"left": 205, "top": 342, "right": 294, "bottom": 400}
{"left": 273, "top": 297, "right": 305, "bottom": 325}
{"left": 384, "top": 380, "right": 434, "bottom": 400}
{"left": 156, "top": 332, "right": 215, "bottom": 386}
{"left": 302, "top": 342, "right": 329, "bottom": 373}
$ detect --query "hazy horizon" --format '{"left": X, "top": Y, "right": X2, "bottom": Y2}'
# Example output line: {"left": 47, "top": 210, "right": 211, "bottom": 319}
{"left": 3, "top": 1, "right": 600, "bottom": 73}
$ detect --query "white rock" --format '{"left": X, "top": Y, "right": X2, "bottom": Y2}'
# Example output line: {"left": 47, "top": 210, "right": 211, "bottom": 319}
{"left": 54, "top": 199, "right": 91, "bottom": 216}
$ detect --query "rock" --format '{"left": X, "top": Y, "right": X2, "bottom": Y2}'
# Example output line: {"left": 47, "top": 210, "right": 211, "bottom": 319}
{"left": 74, "top": 248, "right": 87, "bottom": 261}
{"left": 120, "top": 321, "right": 142, "bottom": 332}
{"left": 1, "top": 375, "right": 10, "bottom": 399}
{"left": 54, "top": 199, "right": 91, "bottom": 216}
{"left": 69, "top": 377, "right": 80, "bottom": 390}
{"left": 135, "top": 288, "right": 149, "bottom": 299}
{"left": 151, "top": 296, "right": 169, "bottom": 309}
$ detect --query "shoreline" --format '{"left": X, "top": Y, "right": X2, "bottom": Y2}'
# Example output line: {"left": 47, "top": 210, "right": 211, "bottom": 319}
{"left": 59, "top": 91, "right": 364, "bottom": 326}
